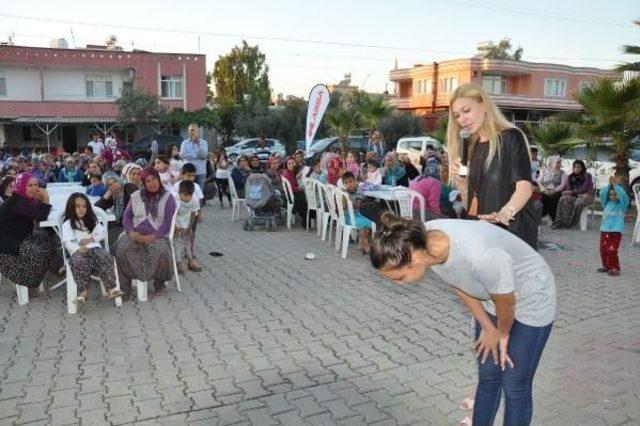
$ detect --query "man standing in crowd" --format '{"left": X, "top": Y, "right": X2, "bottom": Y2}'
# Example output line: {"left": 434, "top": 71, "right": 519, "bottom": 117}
{"left": 88, "top": 134, "right": 105, "bottom": 157}
{"left": 180, "top": 123, "right": 208, "bottom": 190}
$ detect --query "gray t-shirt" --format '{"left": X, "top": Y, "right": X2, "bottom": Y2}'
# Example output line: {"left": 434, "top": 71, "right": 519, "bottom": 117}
{"left": 425, "top": 219, "right": 556, "bottom": 327}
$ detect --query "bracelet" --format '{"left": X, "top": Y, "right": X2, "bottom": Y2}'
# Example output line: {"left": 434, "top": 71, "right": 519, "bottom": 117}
{"left": 500, "top": 205, "right": 516, "bottom": 220}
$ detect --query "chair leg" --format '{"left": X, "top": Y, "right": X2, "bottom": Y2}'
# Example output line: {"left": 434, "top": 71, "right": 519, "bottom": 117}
{"left": 171, "top": 243, "right": 182, "bottom": 292}
{"left": 321, "top": 213, "right": 329, "bottom": 241}
{"left": 341, "top": 226, "right": 352, "bottom": 258}
{"left": 134, "top": 279, "right": 148, "bottom": 301}
{"left": 16, "top": 285, "right": 29, "bottom": 306}
{"left": 335, "top": 224, "right": 342, "bottom": 252}
{"left": 579, "top": 209, "right": 588, "bottom": 231}
{"left": 113, "top": 261, "right": 122, "bottom": 308}
{"left": 316, "top": 211, "right": 323, "bottom": 237}
{"left": 66, "top": 266, "right": 77, "bottom": 315}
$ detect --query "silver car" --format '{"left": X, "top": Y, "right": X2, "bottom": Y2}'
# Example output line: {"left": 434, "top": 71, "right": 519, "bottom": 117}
{"left": 225, "top": 138, "right": 286, "bottom": 163}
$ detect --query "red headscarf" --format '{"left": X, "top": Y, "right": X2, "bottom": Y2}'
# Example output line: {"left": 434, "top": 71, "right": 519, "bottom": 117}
{"left": 327, "top": 157, "right": 345, "bottom": 186}
{"left": 14, "top": 172, "right": 35, "bottom": 202}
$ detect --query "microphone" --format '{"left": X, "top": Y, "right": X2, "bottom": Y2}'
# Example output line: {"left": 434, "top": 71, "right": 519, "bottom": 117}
{"left": 458, "top": 128, "right": 471, "bottom": 177}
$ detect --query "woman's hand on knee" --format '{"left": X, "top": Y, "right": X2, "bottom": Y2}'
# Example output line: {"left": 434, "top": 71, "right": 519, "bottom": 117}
{"left": 475, "top": 326, "right": 500, "bottom": 365}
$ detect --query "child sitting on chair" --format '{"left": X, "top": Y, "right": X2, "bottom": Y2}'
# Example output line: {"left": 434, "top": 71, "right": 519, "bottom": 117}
{"left": 85, "top": 174, "right": 107, "bottom": 198}
{"left": 342, "top": 172, "right": 374, "bottom": 254}
{"left": 172, "top": 180, "right": 201, "bottom": 274}
{"left": 365, "top": 160, "right": 382, "bottom": 185}
{"left": 61, "top": 193, "right": 122, "bottom": 304}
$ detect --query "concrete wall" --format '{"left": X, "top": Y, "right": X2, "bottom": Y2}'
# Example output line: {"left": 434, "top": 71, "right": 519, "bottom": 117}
{"left": 44, "top": 67, "right": 130, "bottom": 102}
{"left": 0, "top": 65, "right": 41, "bottom": 101}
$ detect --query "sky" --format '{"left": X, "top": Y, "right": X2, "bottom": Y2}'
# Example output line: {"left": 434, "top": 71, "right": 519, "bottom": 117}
{"left": 0, "top": 0, "right": 638, "bottom": 99}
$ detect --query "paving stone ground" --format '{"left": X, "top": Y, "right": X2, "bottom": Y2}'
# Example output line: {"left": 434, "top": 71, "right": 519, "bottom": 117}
{"left": 0, "top": 206, "right": 638, "bottom": 425}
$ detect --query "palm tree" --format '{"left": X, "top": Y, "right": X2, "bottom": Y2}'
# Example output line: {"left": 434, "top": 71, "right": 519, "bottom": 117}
{"left": 573, "top": 77, "right": 640, "bottom": 186}
{"left": 527, "top": 120, "right": 582, "bottom": 156}
{"left": 616, "top": 20, "right": 640, "bottom": 72}
{"left": 326, "top": 108, "right": 356, "bottom": 152}
{"left": 351, "top": 91, "right": 395, "bottom": 141}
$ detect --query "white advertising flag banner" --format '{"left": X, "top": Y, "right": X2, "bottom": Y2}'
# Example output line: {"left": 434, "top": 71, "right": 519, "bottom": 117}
{"left": 305, "top": 84, "right": 330, "bottom": 156}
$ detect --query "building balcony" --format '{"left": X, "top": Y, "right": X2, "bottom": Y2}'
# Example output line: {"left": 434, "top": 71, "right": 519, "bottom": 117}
{"left": 490, "top": 93, "right": 583, "bottom": 111}
{"left": 390, "top": 68, "right": 412, "bottom": 82}
{"left": 389, "top": 97, "right": 411, "bottom": 109}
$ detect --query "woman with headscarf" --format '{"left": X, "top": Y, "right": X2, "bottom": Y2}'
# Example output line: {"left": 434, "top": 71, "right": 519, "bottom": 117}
{"left": 230, "top": 155, "right": 251, "bottom": 198}
{"left": 0, "top": 176, "right": 15, "bottom": 205}
{"left": 266, "top": 156, "right": 283, "bottom": 190}
{"left": 408, "top": 163, "right": 442, "bottom": 220}
{"left": 32, "top": 161, "right": 57, "bottom": 187}
{"left": 0, "top": 173, "right": 55, "bottom": 291}
{"left": 122, "top": 163, "right": 143, "bottom": 188}
{"left": 380, "top": 152, "right": 407, "bottom": 187}
{"left": 94, "top": 172, "right": 139, "bottom": 252}
{"left": 536, "top": 156, "right": 568, "bottom": 222}
{"left": 58, "top": 157, "right": 82, "bottom": 183}
{"left": 326, "top": 155, "right": 345, "bottom": 186}
{"left": 281, "top": 156, "right": 308, "bottom": 225}
{"left": 116, "top": 168, "right": 177, "bottom": 298}
{"left": 553, "top": 159, "right": 594, "bottom": 229}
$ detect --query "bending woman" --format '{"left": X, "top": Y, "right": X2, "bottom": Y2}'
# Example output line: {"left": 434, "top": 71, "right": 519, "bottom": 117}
{"left": 116, "top": 168, "right": 176, "bottom": 298}
{"left": 370, "top": 213, "right": 555, "bottom": 426}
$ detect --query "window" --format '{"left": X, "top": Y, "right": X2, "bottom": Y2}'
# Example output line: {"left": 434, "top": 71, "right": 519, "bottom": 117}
{"left": 122, "top": 80, "right": 133, "bottom": 94}
{"left": 482, "top": 75, "right": 506, "bottom": 95}
{"left": 0, "top": 73, "right": 6, "bottom": 96}
{"left": 86, "top": 75, "right": 114, "bottom": 98}
{"left": 544, "top": 78, "right": 567, "bottom": 97}
{"left": 409, "top": 141, "right": 423, "bottom": 151}
{"left": 161, "top": 75, "right": 183, "bottom": 99}
{"left": 439, "top": 76, "right": 459, "bottom": 93}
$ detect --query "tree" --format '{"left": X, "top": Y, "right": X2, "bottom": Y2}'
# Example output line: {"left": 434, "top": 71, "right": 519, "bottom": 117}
{"left": 326, "top": 108, "right": 356, "bottom": 152}
{"left": 214, "top": 95, "right": 238, "bottom": 145}
{"left": 527, "top": 120, "right": 582, "bottom": 156}
{"left": 573, "top": 77, "right": 640, "bottom": 187}
{"left": 115, "top": 88, "right": 163, "bottom": 146}
{"left": 428, "top": 115, "right": 449, "bottom": 145}
{"left": 616, "top": 20, "right": 640, "bottom": 72}
{"left": 213, "top": 40, "right": 271, "bottom": 107}
{"left": 351, "top": 91, "right": 395, "bottom": 139}
{"left": 477, "top": 38, "right": 523, "bottom": 61}
{"left": 378, "top": 112, "right": 424, "bottom": 149}
{"left": 205, "top": 71, "right": 215, "bottom": 103}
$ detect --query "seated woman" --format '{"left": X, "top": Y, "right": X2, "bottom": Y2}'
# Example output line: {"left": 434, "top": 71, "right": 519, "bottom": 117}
{"left": 266, "top": 156, "right": 283, "bottom": 189}
{"left": 281, "top": 156, "right": 308, "bottom": 224}
{"left": 231, "top": 156, "right": 251, "bottom": 198}
{"left": 553, "top": 159, "right": 594, "bottom": 229}
{"left": 0, "top": 175, "right": 15, "bottom": 205}
{"left": 0, "top": 172, "right": 55, "bottom": 294}
{"left": 380, "top": 152, "right": 406, "bottom": 186}
{"left": 58, "top": 157, "right": 82, "bottom": 183}
{"left": 398, "top": 154, "right": 420, "bottom": 183}
{"left": 95, "top": 172, "right": 139, "bottom": 252}
{"left": 82, "top": 161, "right": 103, "bottom": 186}
{"left": 32, "top": 161, "right": 57, "bottom": 187}
{"left": 536, "top": 156, "right": 567, "bottom": 222}
{"left": 249, "top": 155, "right": 264, "bottom": 174}
{"left": 62, "top": 193, "right": 123, "bottom": 304}
{"left": 122, "top": 163, "right": 143, "bottom": 188}
{"left": 408, "top": 168, "right": 442, "bottom": 220}
{"left": 116, "top": 168, "right": 177, "bottom": 298}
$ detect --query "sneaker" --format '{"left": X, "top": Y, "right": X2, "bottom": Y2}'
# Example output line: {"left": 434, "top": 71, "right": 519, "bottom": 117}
{"left": 607, "top": 269, "right": 620, "bottom": 276}
{"left": 597, "top": 267, "right": 609, "bottom": 273}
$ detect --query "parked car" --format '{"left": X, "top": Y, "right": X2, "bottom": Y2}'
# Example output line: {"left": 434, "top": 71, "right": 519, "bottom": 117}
{"left": 225, "top": 138, "right": 285, "bottom": 163}
{"left": 306, "top": 135, "right": 370, "bottom": 158}
{"left": 132, "top": 134, "right": 183, "bottom": 159}
{"left": 395, "top": 136, "right": 443, "bottom": 169}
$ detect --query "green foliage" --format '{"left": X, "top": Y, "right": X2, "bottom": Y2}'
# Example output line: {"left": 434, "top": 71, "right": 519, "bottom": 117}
{"left": 326, "top": 108, "right": 357, "bottom": 152}
{"left": 378, "top": 112, "right": 425, "bottom": 148}
{"left": 351, "top": 91, "right": 395, "bottom": 137}
{"left": 214, "top": 95, "right": 238, "bottom": 145}
{"left": 616, "top": 20, "right": 640, "bottom": 72}
{"left": 477, "top": 38, "right": 523, "bottom": 61}
{"left": 527, "top": 120, "right": 581, "bottom": 156}
{"left": 213, "top": 40, "right": 271, "bottom": 107}
{"left": 428, "top": 115, "right": 448, "bottom": 145}
{"left": 115, "top": 88, "right": 163, "bottom": 144}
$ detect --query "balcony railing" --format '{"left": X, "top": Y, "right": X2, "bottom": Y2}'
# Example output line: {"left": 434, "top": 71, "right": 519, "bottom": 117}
{"left": 388, "top": 97, "right": 411, "bottom": 109}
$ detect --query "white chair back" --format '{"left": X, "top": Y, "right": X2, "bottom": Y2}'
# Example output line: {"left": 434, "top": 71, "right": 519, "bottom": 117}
{"left": 228, "top": 176, "right": 240, "bottom": 201}
{"left": 281, "top": 177, "right": 295, "bottom": 205}
{"left": 92, "top": 205, "right": 112, "bottom": 253}
{"left": 324, "top": 184, "right": 339, "bottom": 220}
{"left": 315, "top": 180, "right": 327, "bottom": 213}
{"left": 335, "top": 189, "right": 356, "bottom": 228}
{"left": 394, "top": 188, "right": 426, "bottom": 222}
{"left": 302, "top": 178, "right": 319, "bottom": 210}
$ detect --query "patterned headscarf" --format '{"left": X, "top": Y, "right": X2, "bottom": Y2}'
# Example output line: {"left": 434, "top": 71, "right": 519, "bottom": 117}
{"left": 327, "top": 156, "right": 345, "bottom": 186}
{"left": 139, "top": 167, "right": 166, "bottom": 219}
{"left": 102, "top": 172, "right": 126, "bottom": 220}
{"left": 321, "top": 152, "right": 339, "bottom": 173}
{"left": 14, "top": 172, "right": 35, "bottom": 202}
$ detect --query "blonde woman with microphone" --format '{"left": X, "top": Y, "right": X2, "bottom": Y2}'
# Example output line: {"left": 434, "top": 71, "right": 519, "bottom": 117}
{"left": 447, "top": 83, "right": 537, "bottom": 250}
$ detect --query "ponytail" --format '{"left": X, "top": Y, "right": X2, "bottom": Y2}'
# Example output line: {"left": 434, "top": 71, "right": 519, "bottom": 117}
{"left": 370, "top": 212, "right": 427, "bottom": 270}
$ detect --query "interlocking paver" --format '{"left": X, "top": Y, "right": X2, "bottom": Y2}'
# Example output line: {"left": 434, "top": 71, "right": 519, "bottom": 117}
{"left": 0, "top": 207, "right": 637, "bottom": 425}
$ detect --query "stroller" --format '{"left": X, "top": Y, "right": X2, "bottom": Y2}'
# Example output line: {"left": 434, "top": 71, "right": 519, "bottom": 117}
{"left": 243, "top": 173, "right": 279, "bottom": 231}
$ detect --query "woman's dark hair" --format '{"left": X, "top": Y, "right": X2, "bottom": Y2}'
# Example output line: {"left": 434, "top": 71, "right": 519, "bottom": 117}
{"left": 342, "top": 171, "right": 356, "bottom": 181}
{"left": 0, "top": 175, "right": 15, "bottom": 195}
{"left": 572, "top": 159, "right": 586, "bottom": 174}
{"left": 64, "top": 193, "right": 98, "bottom": 232}
{"left": 181, "top": 163, "right": 197, "bottom": 174}
{"left": 370, "top": 212, "right": 427, "bottom": 270}
{"left": 165, "top": 144, "right": 178, "bottom": 157}
{"left": 306, "top": 158, "right": 321, "bottom": 177}
{"left": 155, "top": 155, "right": 170, "bottom": 165}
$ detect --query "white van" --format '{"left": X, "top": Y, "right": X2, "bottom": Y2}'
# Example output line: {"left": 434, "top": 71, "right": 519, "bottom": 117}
{"left": 396, "top": 136, "right": 443, "bottom": 168}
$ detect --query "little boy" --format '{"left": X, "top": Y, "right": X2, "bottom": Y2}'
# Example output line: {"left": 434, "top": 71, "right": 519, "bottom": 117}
{"left": 342, "top": 172, "right": 374, "bottom": 254}
{"left": 86, "top": 174, "right": 107, "bottom": 197}
{"left": 172, "top": 180, "right": 201, "bottom": 274}
{"left": 172, "top": 163, "right": 204, "bottom": 271}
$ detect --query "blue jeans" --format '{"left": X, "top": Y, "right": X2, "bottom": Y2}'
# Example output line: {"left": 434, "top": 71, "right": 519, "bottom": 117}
{"left": 473, "top": 314, "right": 553, "bottom": 426}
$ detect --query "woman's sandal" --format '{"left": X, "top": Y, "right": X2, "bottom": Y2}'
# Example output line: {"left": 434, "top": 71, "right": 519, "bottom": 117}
{"left": 459, "top": 414, "right": 472, "bottom": 426}
{"left": 107, "top": 289, "right": 124, "bottom": 300}
{"left": 459, "top": 397, "right": 474, "bottom": 411}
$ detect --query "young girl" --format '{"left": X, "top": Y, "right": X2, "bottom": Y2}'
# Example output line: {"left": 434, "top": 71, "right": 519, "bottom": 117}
{"left": 154, "top": 155, "right": 173, "bottom": 191}
{"left": 370, "top": 213, "right": 556, "bottom": 426}
{"left": 345, "top": 151, "right": 360, "bottom": 180}
{"left": 61, "top": 193, "right": 122, "bottom": 304}
{"left": 365, "top": 160, "right": 382, "bottom": 185}
{"left": 598, "top": 177, "right": 630, "bottom": 276}
{"left": 214, "top": 152, "right": 232, "bottom": 208}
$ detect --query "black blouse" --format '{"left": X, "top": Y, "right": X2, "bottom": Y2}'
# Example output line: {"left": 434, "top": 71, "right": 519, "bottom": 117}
{"left": 0, "top": 195, "right": 52, "bottom": 255}
{"left": 467, "top": 128, "right": 538, "bottom": 250}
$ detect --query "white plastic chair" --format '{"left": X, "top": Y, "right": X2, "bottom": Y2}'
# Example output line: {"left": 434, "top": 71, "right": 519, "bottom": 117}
{"left": 314, "top": 180, "right": 328, "bottom": 239}
{"left": 58, "top": 209, "right": 123, "bottom": 314}
{"left": 227, "top": 176, "right": 246, "bottom": 221}
{"left": 632, "top": 183, "right": 640, "bottom": 247}
{"left": 0, "top": 272, "right": 31, "bottom": 305}
{"left": 394, "top": 188, "right": 426, "bottom": 222}
{"left": 281, "top": 178, "right": 296, "bottom": 229}
{"left": 132, "top": 206, "right": 181, "bottom": 301}
{"left": 302, "top": 178, "right": 321, "bottom": 232}
{"left": 322, "top": 184, "right": 340, "bottom": 243}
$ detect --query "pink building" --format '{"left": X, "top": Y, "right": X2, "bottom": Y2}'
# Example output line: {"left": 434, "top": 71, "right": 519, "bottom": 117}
{"left": 0, "top": 43, "right": 206, "bottom": 152}
{"left": 389, "top": 56, "right": 614, "bottom": 131}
